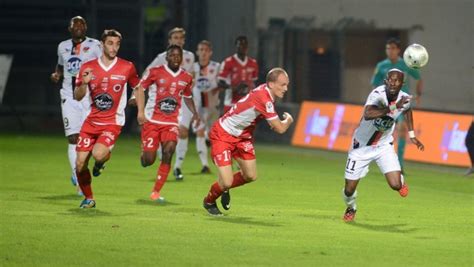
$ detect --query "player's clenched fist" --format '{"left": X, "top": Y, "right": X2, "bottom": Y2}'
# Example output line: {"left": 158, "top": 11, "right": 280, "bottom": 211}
{"left": 282, "top": 112, "right": 294, "bottom": 124}
{"left": 50, "top": 72, "right": 61, "bottom": 83}
{"left": 82, "top": 68, "right": 93, "bottom": 84}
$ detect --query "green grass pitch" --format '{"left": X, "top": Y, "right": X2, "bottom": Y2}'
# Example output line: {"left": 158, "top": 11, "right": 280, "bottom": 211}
{"left": 0, "top": 134, "right": 472, "bottom": 266}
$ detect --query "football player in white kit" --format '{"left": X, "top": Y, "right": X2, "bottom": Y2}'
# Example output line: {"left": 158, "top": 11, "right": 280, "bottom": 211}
{"left": 342, "top": 69, "right": 424, "bottom": 222}
{"left": 50, "top": 16, "right": 102, "bottom": 192}
{"left": 173, "top": 40, "right": 221, "bottom": 177}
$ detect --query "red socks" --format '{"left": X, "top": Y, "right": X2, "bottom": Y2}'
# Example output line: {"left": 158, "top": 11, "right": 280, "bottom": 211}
{"left": 76, "top": 169, "right": 93, "bottom": 199}
{"left": 231, "top": 172, "right": 247, "bottom": 188}
{"left": 153, "top": 163, "right": 171, "bottom": 192}
{"left": 205, "top": 172, "right": 249, "bottom": 203}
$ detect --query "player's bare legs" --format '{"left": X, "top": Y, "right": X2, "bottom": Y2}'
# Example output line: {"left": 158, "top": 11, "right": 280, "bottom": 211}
{"left": 396, "top": 122, "right": 407, "bottom": 173}
{"left": 150, "top": 141, "right": 176, "bottom": 201}
{"left": 204, "top": 158, "right": 256, "bottom": 214}
{"left": 75, "top": 151, "right": 96, "bottom": 208}
{"left": 342, "top": 179, "right": 359, "bottom": 222}
{"left": 141, "top": 150, "right": 157, "bottom": 167}
{"left": 173, "top": 125, "right": 189, "bottom": 180}
{"left": 91, "top": 143, "right": 111, "bottom": 177}
{"left": 384, "top": 170, "right": 408, "bottom": 197}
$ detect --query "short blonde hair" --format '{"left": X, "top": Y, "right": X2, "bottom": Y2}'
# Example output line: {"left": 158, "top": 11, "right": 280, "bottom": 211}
{"left": 168, "top": 27, "right": 186, "bottom": 39}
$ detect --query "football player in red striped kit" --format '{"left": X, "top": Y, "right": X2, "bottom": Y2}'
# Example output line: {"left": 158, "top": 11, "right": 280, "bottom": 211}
{"left": 202, "top": 68, "right": 293, "bottom": 216}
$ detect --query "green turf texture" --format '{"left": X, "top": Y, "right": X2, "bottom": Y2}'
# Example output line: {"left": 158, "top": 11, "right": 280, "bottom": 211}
{"left": 0, "top": 135, "right": 472, "bottom": 266}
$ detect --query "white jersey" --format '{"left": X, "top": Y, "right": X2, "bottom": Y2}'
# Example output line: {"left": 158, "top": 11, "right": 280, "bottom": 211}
{"left": 145, "top": 49, "right": 195, "bottom": 73}
{"left": 191, "top": 61, "right": 220, "bottom": 108}
{"left": 57, "top": 37, "right": 102, "bottom": 98}
{"left": 353, "top": 85, "right": 411, "bottom": 148}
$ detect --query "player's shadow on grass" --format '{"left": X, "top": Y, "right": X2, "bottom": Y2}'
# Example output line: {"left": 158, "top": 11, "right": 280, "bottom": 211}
{"left": 39, "top": 194, "right": 81, "bottom": 201}
{"left": 61, "top": 208, "right": 113, "bottom": 217}
{"left": 135, "top": 199, "right": 180, "bottom": 206}
{"left": 348, "top": 222, "right": 418, "bottom": 234}
{"left": 208, "top": 216, "right": 282, "bottom": 227}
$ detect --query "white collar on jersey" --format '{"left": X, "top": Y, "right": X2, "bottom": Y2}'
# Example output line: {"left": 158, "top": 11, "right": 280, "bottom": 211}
{"left": 164, "top": 64, "right": 182, "bottom": 77}
{"left": 265, "top": 85, "right": 274, "bottom": 102}
{"left": 233, "top": 54, "right": 248, "bottom": 66}
{"left": 98, "top": 56, "right": 118, "bottom": 72}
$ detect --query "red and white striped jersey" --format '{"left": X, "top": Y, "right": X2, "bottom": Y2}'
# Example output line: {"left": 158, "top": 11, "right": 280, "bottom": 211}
{"left": 219, "top": 84, "right": 278, "bottom": 139}
{"left": 139, "top": 65, "right": 193, "bottom": 126}
{"left": 353, "top": 85, "right": 411, "bottom": 147}
{"left": 76, "top": 57, "right": 140, "bottom": 126}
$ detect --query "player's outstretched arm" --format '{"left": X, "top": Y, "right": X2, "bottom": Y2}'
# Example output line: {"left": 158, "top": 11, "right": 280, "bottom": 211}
{"left": 73, "top": 68, "right": 92, "bottom": 101}
{"left": 135, "top": 85, "right": 147, "bottom": 125}
{"left": 364, "top": 96, "right": 410, "bottom": 120}
{"left": 268, "top": 112, "right": 294, "bottom": 134}
{"left": 404, "top": 109, "right": 424, "bottom": 151}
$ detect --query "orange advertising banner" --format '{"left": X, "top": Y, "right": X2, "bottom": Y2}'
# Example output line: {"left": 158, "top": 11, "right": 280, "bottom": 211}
{"left": 291, "top": 101, "right": 472, "bottom": 167}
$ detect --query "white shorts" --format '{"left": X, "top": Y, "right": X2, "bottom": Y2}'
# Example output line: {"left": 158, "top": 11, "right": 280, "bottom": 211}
{"left": 344, "top": 143, "right": 401, "bottom": 180}
{"left": 61, "top": 95, "right": 90, "bottom": 136}
{"left": 178, "top": 103, "right": 205, "bottom": 132}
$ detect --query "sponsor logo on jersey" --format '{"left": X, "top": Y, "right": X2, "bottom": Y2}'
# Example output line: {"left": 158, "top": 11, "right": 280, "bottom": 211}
{"left": 66, "top": 57, "right": 82, "bottom": 75}
{"left": 83, "top": 47, "right": 90, "bottom": 53}
{"left": 373, "top": 115, "right": 395, "bottom": 131}
{"left": 158, "top": 97, "right": 178, "bottom": 114}
{"left": 265, "top": 101, "right": 274, "bottom": 113}
{"left": 178, "top": 81, "right": 188, "bottom": 86}
{"left": 111, "top": 75, "right": 126, "bottom": 80}
{"left": 94, "top": 93, "right": 114, "bottom": 111}
{"left": 196, "top": 77, "right": 211, "bottom": 91}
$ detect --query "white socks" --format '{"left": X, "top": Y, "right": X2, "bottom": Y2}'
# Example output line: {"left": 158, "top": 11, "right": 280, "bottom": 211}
{"left": 400, "top": 174, "right": 405, "bottom": 185}
{"left": 196, "top": 136, "right": 208, "bottom": 167}
{"left": 68, "top": 144, "right": 77, "bottom": 180}
{"left": 174, "top": 138, "right": 189, "bottom": 169}
{"left": 342, "top": 188, "right": 358, "bottom": 210}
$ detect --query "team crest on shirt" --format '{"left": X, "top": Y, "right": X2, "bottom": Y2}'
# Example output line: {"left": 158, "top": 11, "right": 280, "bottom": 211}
{"left": 94, "top": 93, "right": 114, "bottom": 111}
{"left": 373, "top": 115, "right": 395, "bottom": 131}
{"left": 112, "top": 84, "right": 122, "bottom": 92}
{"left": 159, "top": 79, "right": 165, "bottom": 84}
{"left": 265, "top": 101, "right": 274, "bottom": 113}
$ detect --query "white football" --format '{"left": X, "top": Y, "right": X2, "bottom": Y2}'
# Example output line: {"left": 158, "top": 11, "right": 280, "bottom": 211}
{"left": 403, "top": 44, "right": 429, "bottom": 69}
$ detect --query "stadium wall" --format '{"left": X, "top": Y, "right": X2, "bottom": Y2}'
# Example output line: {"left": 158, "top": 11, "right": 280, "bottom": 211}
{"left": 255, "top": 0, "right": 473, "bottom": 114}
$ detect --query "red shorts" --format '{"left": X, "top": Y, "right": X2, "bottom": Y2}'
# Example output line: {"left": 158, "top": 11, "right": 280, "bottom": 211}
{"left": 76, "top": 120, "right": 122, "bottom": 152}
{"left": 209, "top": 122, "right": 255, "bottom": 167}
{"left": 141, "top": 122, "right": 179, "bottom": 152}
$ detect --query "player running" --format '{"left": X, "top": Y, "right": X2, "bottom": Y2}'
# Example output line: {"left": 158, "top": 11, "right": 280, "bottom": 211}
{"left": 135, "top": 45, "right": 199, "bottom": 202}
{"left": 342, "top": 68, "right": 424, "bottom": 222}
{"left": 202, "top": 68, "right": 293, "bottom": 216}
{"left": 371, "top": 38, "right": 423, "bottom": 172}
{"left": 74, "top": 29, "right": 140, "bottom": 208}
{"left": 173, "top": 40, "right": 221, "bottom": 177}
{"left": 218, "top": 35, "right": 259, "bottom": 114}
{"left": 50, "top": 16, "right": 102, "bottom": 193}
